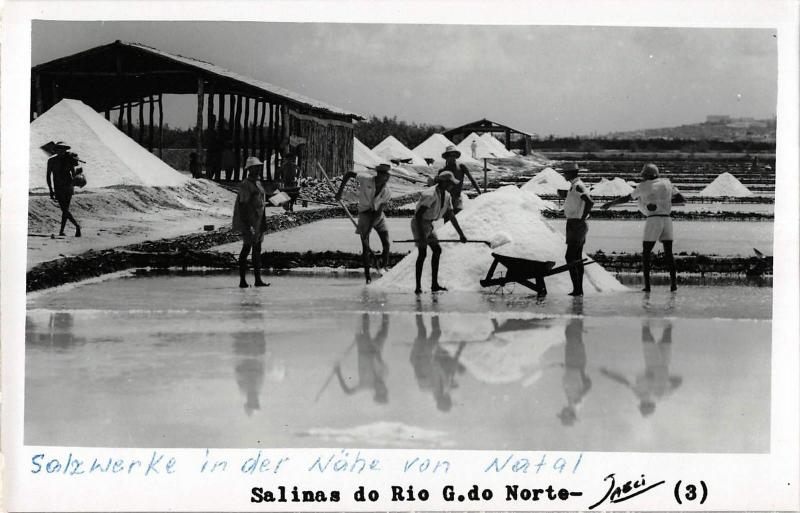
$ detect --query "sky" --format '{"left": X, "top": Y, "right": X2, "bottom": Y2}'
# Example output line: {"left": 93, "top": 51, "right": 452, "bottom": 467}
{"left": 32, "top": 21, "right": 778, "bottom": 136}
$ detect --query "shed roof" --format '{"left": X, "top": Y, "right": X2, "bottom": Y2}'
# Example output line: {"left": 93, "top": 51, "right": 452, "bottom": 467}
{"left": 444, "top": 118, "right": 532, "bottom": 138}
{"left": 33, "top": 40, "right": 362, "bottom": 121}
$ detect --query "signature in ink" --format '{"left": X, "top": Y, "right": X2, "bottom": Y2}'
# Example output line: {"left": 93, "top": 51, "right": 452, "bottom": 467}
{"left": 588, "top": 473, "right": 665, "bottom": 510}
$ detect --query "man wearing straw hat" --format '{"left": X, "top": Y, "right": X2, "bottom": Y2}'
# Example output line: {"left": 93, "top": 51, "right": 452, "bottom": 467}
{"left": 560, "top": 162, "right": 594, "bottom": 296}
{"left": 437, "top": 145, "right": 481, "bottom": 214}
{"left": 46, "top": 142, "right": 82, "bottom": 237}
{"left": 335, "top": 161, "right": 393, "bottom": 284}
{"left": 233, "top": 156, "right": 269, "bottom": 288}
{"left": 412, "top": 171, "right": 468, "bottom": 294}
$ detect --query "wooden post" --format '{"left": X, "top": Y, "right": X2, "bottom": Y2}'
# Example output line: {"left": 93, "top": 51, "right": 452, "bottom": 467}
{"left": 195, "top": 77, "right": 205, "bottom": 162}
{"left": 251, "top": 99, "right": 259, "bottom": 161}
{"left": 148, "top": 95, "right": 155, "bottom": 152}
{"left": 126, "top": 102, "right": 133, "bottom": 136}
{"left": 234, "top": 95, "right": 243, "bottom": 180}
{"left": 34, "top": 73, "right": 44, "bottom": 117}
{"left": 484, "top": 158, "right": 488, "bottom": 193}
{"left": 138, "top": 98, "right": 145, "bottom": 144}
{"left": 505, "top": 128, "right": 511, "bottom": 149}
{"left": 118, "top": 104, "right": 124, "bottom": 130}
{"left": 243, "top": 96, "right": 250, "bottom": 162}
{"left": 258, "top": 99, "right": 266, "bottom": 161}
{"left": 265, "top": 103, "right": 274, "bottom": 181}
{"left": 218, "top": 93, "right": 225, "bottom": 129}
{"left": 158, "top": 94, "right": 164, "bottom": 158}
{"left": 105, "top": 109, "right": 110, "bottom": 121}
{"left": 207, "top": 84, "right": 215, "bottom": 133}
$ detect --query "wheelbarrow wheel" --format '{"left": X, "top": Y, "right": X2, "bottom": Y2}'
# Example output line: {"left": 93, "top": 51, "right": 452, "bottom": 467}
{"left": 489, "top": 274, "right": 516, "bottom": 295}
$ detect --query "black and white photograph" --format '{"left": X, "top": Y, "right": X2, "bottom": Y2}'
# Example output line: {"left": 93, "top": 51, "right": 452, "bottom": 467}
{"left": 2, "top": 1, "right": 799, "bottom": 511}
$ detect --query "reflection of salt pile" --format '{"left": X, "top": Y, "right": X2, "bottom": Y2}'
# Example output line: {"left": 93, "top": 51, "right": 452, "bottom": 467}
{"left": 375, "top": 185, "right": 626, "bottom": 294}
{"left": 372, "top": 135, "right": 428, "bottom": 166}
{"left": 480, "top": 133, "right": 516, "bottom": 157}
{"left": 590, "top": 177, "right": 634, "bottom": 196}
{"left": 439, "top": 316, "right": 564, "bottom": 385}
{"left": 413, "top": 133, "right": 481, "bottom": 166}
{"left": 457, "top": 132, "right": 502, "bottom": 159}
{"left": 699, "top": 172, "right": 754, "bottom": 197}
{"left": 520, "top": 167, "right": 570, "bottom": 195}
{"left": 30, "top": 99, "right": 188, "bottom": 190}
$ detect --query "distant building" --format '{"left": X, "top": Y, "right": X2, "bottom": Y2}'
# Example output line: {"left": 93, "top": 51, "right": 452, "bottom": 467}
{"left": 706, "top": 115, "right": 731, "bottom": 124}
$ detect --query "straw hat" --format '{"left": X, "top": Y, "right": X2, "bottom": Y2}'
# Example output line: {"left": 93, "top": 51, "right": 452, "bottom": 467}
{"left": 375, "top": 162, "right": 391, "bottom": 174}
{"left": 559, "top": 162, "right": 580, "bottom": 172}
{"left": 435, "top": 170, "right": 459, "bottom": 185}
{"left": 245, "top": 156, "right": 263, "bottom": 169}
{"left": 441, "top": 145, "right": 461, "bottom": 159}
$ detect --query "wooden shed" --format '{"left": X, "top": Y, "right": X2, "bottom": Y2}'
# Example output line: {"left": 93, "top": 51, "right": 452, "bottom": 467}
{"left": 444, "top": 118, "right": 533, "bottom": 155}
{"left": 31, "top": 40, "right": 363, "bottom": 180}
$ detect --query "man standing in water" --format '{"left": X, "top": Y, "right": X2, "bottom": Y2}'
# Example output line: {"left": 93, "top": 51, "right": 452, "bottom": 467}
{"left": 601, "top": 163, "right": 684, "bottom": 292}
{"left": 412, "top": 171, "right": 468, "bottom": 294}
{"left": 560, "top": 163, "right": 594, "bottom": 296}
{"left": 233, "top": 157, "right": 269, "bottom": 288}
{"left": 438, "top": 145, "right": 481, "bottom": 214}
{"left": 335, "top": 161, "right": 393, "bottom": 284}
{"left": 46, "top": 142, "right": 81, "bottom": 237}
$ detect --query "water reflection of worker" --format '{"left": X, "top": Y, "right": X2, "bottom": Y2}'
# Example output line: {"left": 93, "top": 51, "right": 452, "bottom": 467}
{"left": 557, "top": 316, "right": 592, "bottom": 426}
{"left": 600, "top": 320, "right": 682, "bottom": 417}
{"left": 410, "top": 315, "right": 465, "bottom": 412}
{"left": 335, "top": 313, "right": 390, "bottom": 404}
{"left": 233, "top": 329, "right": 267, "bottom": 416}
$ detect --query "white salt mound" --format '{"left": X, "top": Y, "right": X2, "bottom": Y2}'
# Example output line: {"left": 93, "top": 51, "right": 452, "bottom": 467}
{"left": 520, "top": 167, "right": 570, "bottom": 195}
{"left": 374, "top": 186, "right": 627, "bottom": 294}
{"left": 372, "top": 135, "right": 428, "bottom": 166}
{"left": 590, "top": 177, "right": 634, "bottom": 196}
{"left": 699, "top": 172, "right": 754, "bottom": 197}
{"left": 457, "top": 132, "right": 502, "bottom": 159}
{"left": 353, "top": 137, "right": 385, "bottom": 171}
{"left": 30, "top": 99, "right": 188, "bottom": 190}
{"left": 413, "top": 133, "right": 481, "bottom": 166}
{"left": 479, "top": 133, "right": 516, "bottom": 158}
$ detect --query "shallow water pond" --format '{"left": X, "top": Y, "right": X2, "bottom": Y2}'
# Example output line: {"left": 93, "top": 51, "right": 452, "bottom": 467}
{"left": 26, "top": 274, "right": 771, "bottom": 452}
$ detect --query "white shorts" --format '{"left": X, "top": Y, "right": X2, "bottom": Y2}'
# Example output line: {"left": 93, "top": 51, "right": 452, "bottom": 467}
{"left": 643, "top": 216, "right": 673, "bottom": 242}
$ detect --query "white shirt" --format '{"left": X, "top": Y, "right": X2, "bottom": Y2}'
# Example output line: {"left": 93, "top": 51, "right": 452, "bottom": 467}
{"left": 631, "top": 178, "right": 680, "bottom": 216}
{"left": 563, "top": 178, "right": 591, "bottom": 219}
{"left": 356, "top": 174, "right": 391, "bottom": 213}
{"left": 415, "top": 185, "right": 453, "bottom": 221}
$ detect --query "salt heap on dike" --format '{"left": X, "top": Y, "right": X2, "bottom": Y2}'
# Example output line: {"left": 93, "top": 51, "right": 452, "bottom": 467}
{"left": 590, "top": 177, "right": 634, "bottom": 196}
{"left": 699, "top": 172, "right": 754, "bottom": 197}
{"left": 413, "top": 133, "right": 481, "bottom": 166}
{"left": 457, "top": 132, "right": 502, "bottom": 159}
{"left": 372, "top": 135, "right": 428, "bottom": 166}
{"left": 353, "top": 137, "right": 385, "bottom": 171}
{"left": 520, "top": 167, "right": 570, "bottom": 195}
{"left": 480, "top": 133, "right": 516, "bottom": 158}
{"left": 29, "top": 99, "right": 188, "bottom": 190}
{"left": 375, "top": 185, "right": 626, "bottom": 294}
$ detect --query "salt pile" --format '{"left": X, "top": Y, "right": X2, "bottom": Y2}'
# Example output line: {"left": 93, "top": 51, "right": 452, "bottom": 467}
{"left": 480, "top": 133, "right": 516, "bottom": 158}
{"left": 520, "top": 167, "right": 570, "bottom": 195}
{"left": 413, "top": 133, "right": 481, "bottom": 166}
{"left": 30, "top": 99, "right": 188, "bottom": 190}
{"left": 353, "top": 137, "right": 385, "bottom": 171}
{"left": 372, "top": 135, "right": 428, "bottom": 166}
{"left": 699, "top": 172, "right": 754, "bottom": 197}
{"left": 590, "top": 177, "right": 634, "bottom": 196}
{"left": 374, "top": 185, "right": 627, "bottom": 294}
{"left": 457, "top": 132, "right": 502, "bottom": 159}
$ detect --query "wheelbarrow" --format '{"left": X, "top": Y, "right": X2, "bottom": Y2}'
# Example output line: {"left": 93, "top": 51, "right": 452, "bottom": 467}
{"left": 479, "top": 252, "right": 596, "bottom": 296}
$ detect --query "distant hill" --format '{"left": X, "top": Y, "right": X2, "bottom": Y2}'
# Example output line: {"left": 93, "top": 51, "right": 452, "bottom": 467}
{"left": 605, "top": 117, "right": 775, "bottom": 143}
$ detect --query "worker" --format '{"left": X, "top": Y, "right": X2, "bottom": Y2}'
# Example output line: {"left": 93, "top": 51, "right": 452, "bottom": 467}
{"left": 232, "top": 156, "right": 269, "bottom": 288}
{"left": 46, "top": 142, "right": 81, "bottom": 237}
{"left": 601, "top": 163, "right": 684, "bottom": 292}
{"left": 412, "top": 171, "right": 468, "bottom": 294}
{"left": 335, "top": 161, "right": 393, "bottom": 284}
{"left": 560, "top": 162, "right": 594, "bottom": 296}
{"left": 438, "top": 145, "right": 481, "bottom": 214}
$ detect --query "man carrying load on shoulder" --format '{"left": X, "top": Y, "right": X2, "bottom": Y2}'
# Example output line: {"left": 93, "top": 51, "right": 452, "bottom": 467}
{"left": 412, "top": 171, "right": 468, "bottom": 294}
{"left": 335, "top": 161, "right": 393, "bottom": 284}
{"left": 601, "top": 163, "right": 685, "bottom": 292}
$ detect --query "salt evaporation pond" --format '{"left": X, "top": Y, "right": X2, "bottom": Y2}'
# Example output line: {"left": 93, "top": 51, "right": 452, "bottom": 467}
{"left": 26, "top": 273, "right": 771, "bottom": 452}
{"left": 240, "top": 217, "right": 774, "bottom": 256}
